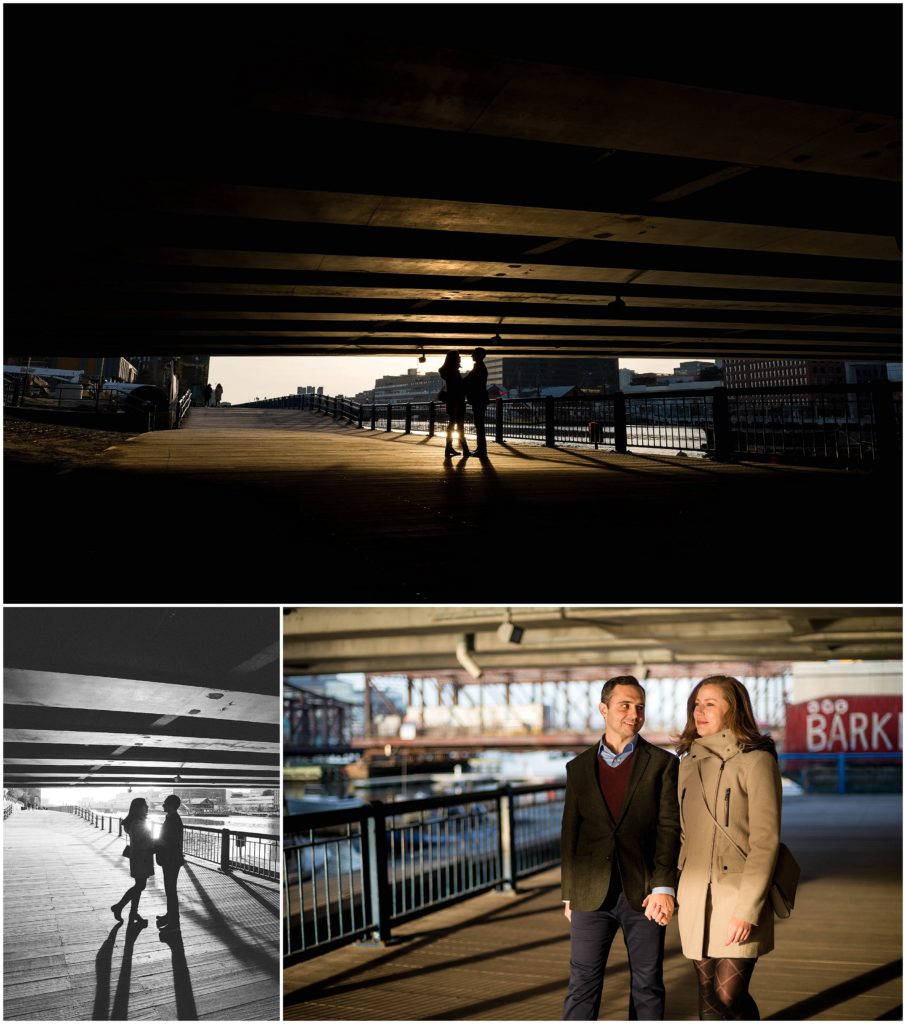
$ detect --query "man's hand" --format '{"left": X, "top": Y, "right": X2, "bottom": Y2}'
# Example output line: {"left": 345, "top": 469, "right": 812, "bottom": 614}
{"left": 642, "top": 893, "right": 675, "bottom": 926}
{"left": 563, "top": 900, "right": 572, "bottom": 922}
{"left": 725, "top": 916, "right": 753, "bottom": 945}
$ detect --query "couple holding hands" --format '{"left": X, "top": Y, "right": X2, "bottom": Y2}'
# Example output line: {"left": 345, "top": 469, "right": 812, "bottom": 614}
{"left": 561, "top": 674, "right": 783, "bottom": 1021}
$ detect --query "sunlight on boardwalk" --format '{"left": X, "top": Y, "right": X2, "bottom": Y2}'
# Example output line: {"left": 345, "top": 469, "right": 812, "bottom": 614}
{"left": 12, "top": 407, "right": 896, "bottom": 604}
{"left": 284, "top": 796, "right": 902, "bottom": 1021}
{"left": 4, "top": 810, "right": 279, "bottom": 1021}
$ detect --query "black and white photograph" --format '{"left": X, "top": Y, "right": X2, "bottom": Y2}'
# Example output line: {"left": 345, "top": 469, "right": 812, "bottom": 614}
{"left": 3, "top": 607, "right": 281, "bottom": 1021}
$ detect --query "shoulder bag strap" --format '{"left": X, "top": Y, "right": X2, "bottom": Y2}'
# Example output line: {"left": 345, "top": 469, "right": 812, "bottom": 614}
{"left": 696, "top": 762, "right": 748, "bottom": 859}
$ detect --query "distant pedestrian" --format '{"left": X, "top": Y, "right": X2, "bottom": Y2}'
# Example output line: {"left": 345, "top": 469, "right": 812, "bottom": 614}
{"left": 465, "top": 347, "right": 489, "bottom": 458}
{"left": 204, "top": 383, "right": 213, "bottom": 407}
{"left": 438, "top": 352, "right": 469, "bottom": 459}
{"left": 214, "top": 383, "right": 223, "bottom": 407}
{"left": 156, "top": 794, "right": 185, "bottom": 937}
{"left": 111, "top": 798, "right": 155, "bottom": 929}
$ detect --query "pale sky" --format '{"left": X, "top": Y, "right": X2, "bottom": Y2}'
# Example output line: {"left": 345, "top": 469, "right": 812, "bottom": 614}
{"left": 208, "top": 356, "right": 705, "bottom": 406}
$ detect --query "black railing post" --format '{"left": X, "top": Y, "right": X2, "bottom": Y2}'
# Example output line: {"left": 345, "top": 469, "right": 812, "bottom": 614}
{"left": 871, "top": 381, "right": 897, "bottom": 467}
{"left": 497, "top": 786, "right": 517, "bottom": 894}
{"left": 544, "top": 397, "right": 555, "bottom": 447}
{"left": 357, "top": 404, "right": 364, "bottom": 429}
{"left": 428, "top": 402, "right": 436, "bottom": 437}
{"left": 495, "top": 398, "right": 504, "bottom": 443}
{"left": 612, "top": 392, "right": 628, "bottom": 454}
{"left": 386, "top": 404, "right": 393, "bottom": 432}
{"left": 710, "top": 387, "right": 732, "bottom": 460}
{"left": 364, "top": 802, "right": 393, "bottom": 944}
{"left": 404, "top": 403, "right": 412, "bottom": 434}
{"left": 220, "top": 829, "right": 231, "bottom": 872}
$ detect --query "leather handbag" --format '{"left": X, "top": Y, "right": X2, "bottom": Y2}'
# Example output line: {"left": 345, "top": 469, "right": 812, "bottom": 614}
{"left": 767, "top": 842, "right": 800, "bottom": 918}
{"left": 696, "top": 766, "right": 800, "bottom": 917}
{"left": 122, "top": 844, "right": 131, "bottom": 857}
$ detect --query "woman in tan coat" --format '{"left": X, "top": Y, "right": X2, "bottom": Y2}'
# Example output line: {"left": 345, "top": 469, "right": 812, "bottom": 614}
{"left": 111, "top": 797, "right": 156, "bottom": 928}
{"left": 676, "top": 676, "right": 782, "bottom": 1020}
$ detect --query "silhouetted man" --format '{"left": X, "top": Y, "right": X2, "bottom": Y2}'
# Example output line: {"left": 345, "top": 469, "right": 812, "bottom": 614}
{"left": 465, "top": 347, "right": 489, "bottom": 457}
{"left": 561, "top": 676, "right": 680, "bottom": 1020}
{"left": 156, "top": 794, "right": 185, "bottom": 936}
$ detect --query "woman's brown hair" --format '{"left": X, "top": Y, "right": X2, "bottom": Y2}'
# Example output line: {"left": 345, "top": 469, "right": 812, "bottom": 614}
{"left": 676, "top": 675, "right": 771, "bottom": 756}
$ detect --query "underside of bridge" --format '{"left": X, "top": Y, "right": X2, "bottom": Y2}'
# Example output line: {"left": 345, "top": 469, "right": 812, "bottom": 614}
{"left": 283, "top": 606, "right": 903, "bottom": 675}
{"left": 5, "top": 7, "right": 901, "bottom": 362}
{"left": 3, "top": 608, "right": 280, "bottom": 789}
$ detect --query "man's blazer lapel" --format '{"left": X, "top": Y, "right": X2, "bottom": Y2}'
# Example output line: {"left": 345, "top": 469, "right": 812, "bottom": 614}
{"left": 582, "top": 746, "right": 618, "bottom": 828}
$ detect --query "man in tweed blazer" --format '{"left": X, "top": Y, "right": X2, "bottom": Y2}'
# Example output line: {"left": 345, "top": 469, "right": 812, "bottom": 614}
{"left": 561, "top": 676, "right": 680, "bottom": 1020}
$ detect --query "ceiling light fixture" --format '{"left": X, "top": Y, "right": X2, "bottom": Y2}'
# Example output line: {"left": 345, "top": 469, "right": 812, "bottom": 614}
{"left": 497, "top": 609, "right": 525, "bottom": 645}
{"left": 418, "top": 347, "right": 426, "bottom": 364}
{"left": 606, "top": 295, "right": 626, "bottom": 313}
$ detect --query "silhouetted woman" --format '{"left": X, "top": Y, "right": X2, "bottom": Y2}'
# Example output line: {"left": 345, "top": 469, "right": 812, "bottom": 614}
{"left": 676, "top": 676, "right": 782, "bottom": 1020}
{"left": 111, "top": 798, "right": 156, "bottom": 928}
{"left": 438, "top": 352, "right": 469, "bottom": 458}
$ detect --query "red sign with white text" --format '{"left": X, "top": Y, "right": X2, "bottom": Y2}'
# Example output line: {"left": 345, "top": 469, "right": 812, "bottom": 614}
{"left": 785, "top": 695, "right": 902, "bottom": 753}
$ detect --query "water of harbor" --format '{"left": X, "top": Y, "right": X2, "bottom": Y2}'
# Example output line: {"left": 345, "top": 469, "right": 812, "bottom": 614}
{"left": 285, "top": 751, "right": 571, "bottom": 813}
{"left": 99, "top": 810, "right": 280, "bottom": 835}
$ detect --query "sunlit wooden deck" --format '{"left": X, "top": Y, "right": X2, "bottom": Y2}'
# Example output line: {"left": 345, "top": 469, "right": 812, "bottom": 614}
{"left": 3, "top": 809, "right": 280, "bottom": 1020}
{"left": 284, "top": 794, "right": 902, "bottom": 1021}
{"left": 5, "top": 407, "right": 899, "bottom": 603}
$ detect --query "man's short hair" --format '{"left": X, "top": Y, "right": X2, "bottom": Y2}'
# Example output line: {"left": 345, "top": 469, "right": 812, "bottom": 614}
{"left": 600, "top": 675, "right": 645, "bottom": 705}
{"left": 164, "top": 795, "right": 181, "bottom": 810}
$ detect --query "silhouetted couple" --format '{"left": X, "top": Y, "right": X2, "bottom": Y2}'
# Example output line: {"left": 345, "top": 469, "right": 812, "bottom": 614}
{"left": 438, "top": 347, "right": 489, "bottom": 459}
{"left": 111, "top": 795, "right": 185, "bottom": 939}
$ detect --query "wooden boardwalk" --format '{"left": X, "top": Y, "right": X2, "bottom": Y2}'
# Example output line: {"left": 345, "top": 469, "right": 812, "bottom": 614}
{"left": 5, "top": 407, "right": 900, "bottom": 603}
{"left": 284, "top": 794, "right": 902, "bottom": 1021}
{"left": 4, "top": 809, "right": 279, "bottom": 1021}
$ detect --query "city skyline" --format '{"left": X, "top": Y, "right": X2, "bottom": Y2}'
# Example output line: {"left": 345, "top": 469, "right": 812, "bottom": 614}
{"left": 208, "top": 355, "right": 697, "bottom": 405}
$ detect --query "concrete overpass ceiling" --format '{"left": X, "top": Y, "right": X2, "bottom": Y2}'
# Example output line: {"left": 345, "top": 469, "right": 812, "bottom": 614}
{"left": 3, "top": 609, "right": 280, "bottom": 789}
{"left": 6, "top": 7, "right": 901, "bottom": 362}
{"left": 282, "top": 607, "right": 903, "bottom": 674}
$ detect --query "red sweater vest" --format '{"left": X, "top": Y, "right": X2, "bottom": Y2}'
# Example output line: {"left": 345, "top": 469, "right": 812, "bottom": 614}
{"left": 596, "top": 749, "right": 636, "bottom": 821}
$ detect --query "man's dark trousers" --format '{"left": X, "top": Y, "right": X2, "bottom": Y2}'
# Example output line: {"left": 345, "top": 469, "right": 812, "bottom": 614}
{"left": 163, "top": 864, "right": 182, "bottom": 923}
{"left": 562, "top": 889, "right": 667, "bottom": 1020}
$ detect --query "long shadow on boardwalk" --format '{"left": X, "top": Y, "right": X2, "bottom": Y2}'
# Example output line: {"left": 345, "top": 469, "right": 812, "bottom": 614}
{"left": 4, "top": 810, "right": 279, "bottom": 1021}
{"left": 4, "top": 410, "right": 900, "bottom": 603}
{"left": 92, "top": 923, "right": 121, "bottom": 1020}
{"left": 159, "top": 930, "right": 200, "bottom": 1021}
{"left": 284, "top": 794, "right": 902, "bottom": 1021}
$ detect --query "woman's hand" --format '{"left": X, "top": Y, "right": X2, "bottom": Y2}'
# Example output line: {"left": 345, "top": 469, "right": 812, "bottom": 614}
{"left": 725, "top": 916, "right": 753, "bottom": 945}
{"left": 642, "top": 893, "right": 675, "bottom": 926}
{"left": 563, "top": 900, "right": 572, "bottom": 922}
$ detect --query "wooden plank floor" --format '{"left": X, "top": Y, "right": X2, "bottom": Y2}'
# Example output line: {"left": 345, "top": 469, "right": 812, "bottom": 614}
{"left": 6, "top": 407, "right": 900, "bottom": 603}
{"left": 4, "top": 810, "right": 280, "bottom": 1020}
{"left": 284, "top": 794, "right": 902, "bottom": 1021}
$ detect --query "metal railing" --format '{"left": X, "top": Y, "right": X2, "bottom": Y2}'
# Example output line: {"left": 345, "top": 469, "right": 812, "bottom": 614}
{"left": 176, "top": 388, "right": 193, "bottom": 427}
{"left": 283, "top": 783, "right": 565, "bottom": 963}
{"left": 779, "top": 752, "right": 903, "bottom": 794}
{"left": 242, "top": 383, "right": 900, "bottom": 467}
{"left": 53, "top": 806, "right": 279, "bottom": 880}
{"left": 181, "top": 822, "right": 280, "bottom": 880}
{"left": 4, "top": 802, "right": 15, "bottom": 821}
